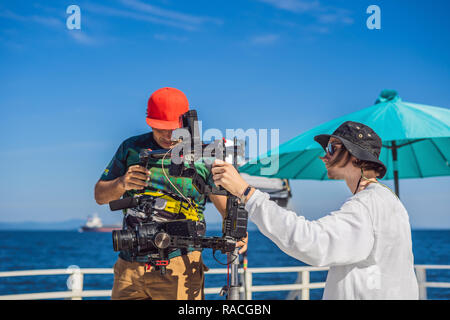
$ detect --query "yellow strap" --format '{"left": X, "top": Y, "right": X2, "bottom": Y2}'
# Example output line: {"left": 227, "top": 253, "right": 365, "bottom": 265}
{"left": 361, "top": 174, "right": 398, "bottom": 199}
{"left": 135, "top": 191, "right": 200, "bottom": 221}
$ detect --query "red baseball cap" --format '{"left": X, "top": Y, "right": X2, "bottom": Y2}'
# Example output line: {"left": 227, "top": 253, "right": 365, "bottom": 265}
{"left": 146, "top": 87, "right": 189, "bottom": 129}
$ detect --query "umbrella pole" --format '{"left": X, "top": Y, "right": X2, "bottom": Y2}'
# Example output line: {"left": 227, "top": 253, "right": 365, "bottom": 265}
{"left": 392, "top": 141, "right": 400, "bottom": 198}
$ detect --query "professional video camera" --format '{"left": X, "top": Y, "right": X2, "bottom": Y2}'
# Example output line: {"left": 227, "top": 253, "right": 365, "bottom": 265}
{"left": 109, "top": 193, "right": 243, "bottom": 274}
{"left": 112, "top": 218, "right": 236, "bottom": 270}
{"left": 109, "top": 110, "right": 248, "bottom": 281}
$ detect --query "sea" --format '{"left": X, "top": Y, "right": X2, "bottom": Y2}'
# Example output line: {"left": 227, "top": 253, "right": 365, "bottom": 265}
{"left": 0, "top": 229, "right": 449, "bottom": 300}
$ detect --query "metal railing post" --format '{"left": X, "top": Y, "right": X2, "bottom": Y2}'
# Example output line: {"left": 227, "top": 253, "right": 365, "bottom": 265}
{"left": 66, "top": 267, "right": 84, "bottom": 300}
{"left": 301, "top": 271, "right": 310, "bottom": 300}
{"left": 415, "top": 266, "right": 427, "bottom": 300}
{"left": 244, "top": 270, "right": 252, "bottom": 300}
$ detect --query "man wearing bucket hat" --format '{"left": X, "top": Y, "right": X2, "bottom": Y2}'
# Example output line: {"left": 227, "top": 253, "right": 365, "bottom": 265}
{"left": 212, "top": 121, "right": 419, "bottom": 299}
{"left": 95, "top": 87, "right": 247, "bottom": 300}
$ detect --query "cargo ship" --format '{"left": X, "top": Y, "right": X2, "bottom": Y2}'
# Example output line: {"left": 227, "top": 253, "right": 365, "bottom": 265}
{"left": 79, "top": 213, "right": 121, "bottom": 233}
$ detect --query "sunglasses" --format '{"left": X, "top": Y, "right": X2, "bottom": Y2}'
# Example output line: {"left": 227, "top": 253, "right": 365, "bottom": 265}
{"left": 326, "top": 142, "right": 342, "bottom": 156}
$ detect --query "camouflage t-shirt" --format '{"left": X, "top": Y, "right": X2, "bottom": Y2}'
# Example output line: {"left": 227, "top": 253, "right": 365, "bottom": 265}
{"left": 100, "top": 132, "right": 215, "bottom": 261}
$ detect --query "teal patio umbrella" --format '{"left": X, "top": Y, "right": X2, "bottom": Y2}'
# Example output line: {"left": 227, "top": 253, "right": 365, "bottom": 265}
{"left": 240, "top": 90, "right": 450, "bottom": 197}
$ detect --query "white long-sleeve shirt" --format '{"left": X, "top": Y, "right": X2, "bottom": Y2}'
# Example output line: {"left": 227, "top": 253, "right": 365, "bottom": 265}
{"left": 245, "top": 183, "right": 419, "bottom": 300}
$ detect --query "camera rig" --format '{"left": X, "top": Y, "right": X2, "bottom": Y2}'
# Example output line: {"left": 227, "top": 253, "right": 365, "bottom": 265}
{"left": 109, "top": 193, "right": 243, "bottom": 271}
{"left": 109, "top": 110, "right": 248, "bottom": 300}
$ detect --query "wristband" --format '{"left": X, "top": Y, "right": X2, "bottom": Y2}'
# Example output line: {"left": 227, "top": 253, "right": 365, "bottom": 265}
{"left": 239, "top": 185, "right": 252, "bottom": 204}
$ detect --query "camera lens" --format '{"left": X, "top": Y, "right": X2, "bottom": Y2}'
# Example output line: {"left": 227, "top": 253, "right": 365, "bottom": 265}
{"left": 112, "top": 230, "right": 135, "bottom": 252}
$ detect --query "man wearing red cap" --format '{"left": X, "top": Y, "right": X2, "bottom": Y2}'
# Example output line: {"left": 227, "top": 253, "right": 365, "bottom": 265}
{"left": 94, "top": 87, "right": 245, "bottom": 300}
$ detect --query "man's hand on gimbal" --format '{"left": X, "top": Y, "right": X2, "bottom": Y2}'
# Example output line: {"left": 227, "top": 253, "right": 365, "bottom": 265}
{"left": 119, "top": 165, "right": 151, "bottom": 191}
{"left": 236, "top": 232, "right": 248, "bottom": 254}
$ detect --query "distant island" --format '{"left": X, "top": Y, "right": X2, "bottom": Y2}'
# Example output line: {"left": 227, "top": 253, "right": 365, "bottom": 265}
{"left": 0, "top": 219, "right": 258, "bottom": 231}
{"left": 0, "top": 219, "right": 87, "bottom": 231}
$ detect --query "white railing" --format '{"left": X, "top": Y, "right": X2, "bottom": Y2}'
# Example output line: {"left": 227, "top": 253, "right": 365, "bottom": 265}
{"left": 414, "top": 265, "right": 450, "bottom": 300}
{"left": 205, "top": 266, "right": 329, "bottom": 300}
{"left": 0, "top": 265, "right": 448, "bottom": 300}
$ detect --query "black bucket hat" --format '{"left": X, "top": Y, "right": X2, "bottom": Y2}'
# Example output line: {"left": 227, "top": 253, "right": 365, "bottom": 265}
{"left": 314, "top": 121, "right": 387, "bottom": 178}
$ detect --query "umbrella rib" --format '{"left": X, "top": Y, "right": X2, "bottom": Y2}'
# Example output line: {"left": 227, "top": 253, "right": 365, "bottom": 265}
{"left": 429, "top": 139, "right": 449, "bottom": 164}
{"left": 293, "top": 150, "right": 323, "bottom": 179}
{"left": 408, "top": 142, "right": 423, "bottom": 178}
{"left": 382, "top": 138, "right": 425, "bottom": 149}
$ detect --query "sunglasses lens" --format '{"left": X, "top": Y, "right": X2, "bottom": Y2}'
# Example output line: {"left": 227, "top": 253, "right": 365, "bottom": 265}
{"left": 327, "top": 143, "right": 334, "bottom": 155}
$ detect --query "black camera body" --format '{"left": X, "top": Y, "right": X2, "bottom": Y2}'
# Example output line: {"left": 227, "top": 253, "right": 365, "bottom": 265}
{"left": 112, "top": 219, "right": 206, "bottom": 253}
{"left": 112, "top": 219, "right": 236, "bottom": 270}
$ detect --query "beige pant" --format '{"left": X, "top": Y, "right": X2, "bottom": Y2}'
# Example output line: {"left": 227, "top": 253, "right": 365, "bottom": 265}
{"left": 111, "top": 251, "right": 208, "bottom": 300}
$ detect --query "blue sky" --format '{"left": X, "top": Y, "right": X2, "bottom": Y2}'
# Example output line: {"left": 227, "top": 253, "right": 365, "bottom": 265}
{"left": 0, "top": 0, "right": 449, "bottom": 228}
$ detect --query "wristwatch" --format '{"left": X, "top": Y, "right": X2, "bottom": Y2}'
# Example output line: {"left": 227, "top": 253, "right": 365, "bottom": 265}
{"left": 239, "top": 185, "right": 252, "bottom": 204}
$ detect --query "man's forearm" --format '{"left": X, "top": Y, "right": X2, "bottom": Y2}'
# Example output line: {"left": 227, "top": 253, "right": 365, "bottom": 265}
{"left": 208, "top": 194, "right": 228, "bottom": 219}
{"left": 94, "top": 178, "right": 126, "bottom": 205}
